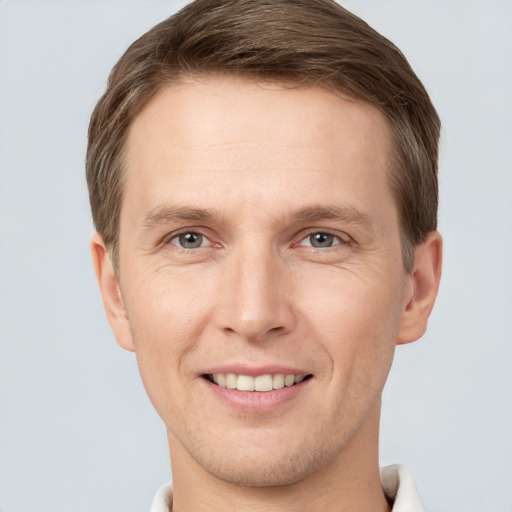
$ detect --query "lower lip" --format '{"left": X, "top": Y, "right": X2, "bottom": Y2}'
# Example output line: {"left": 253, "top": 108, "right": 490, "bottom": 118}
{"left": 202, "top": 377, "right": 311, "bottom": 412}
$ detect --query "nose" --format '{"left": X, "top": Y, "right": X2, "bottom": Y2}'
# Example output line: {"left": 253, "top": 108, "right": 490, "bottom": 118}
{"left": 215, "top": 241, "right": 297, "bottom": 343}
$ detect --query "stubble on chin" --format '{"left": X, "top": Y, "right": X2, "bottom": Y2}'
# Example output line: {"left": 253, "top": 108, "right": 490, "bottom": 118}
{"left": 169, "top": 421, "right": 360, "bottom": 488}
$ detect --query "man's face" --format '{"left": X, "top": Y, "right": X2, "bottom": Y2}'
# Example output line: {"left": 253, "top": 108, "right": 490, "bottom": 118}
{"left": 110, "top": 77, "right": 414, "bottom": 485}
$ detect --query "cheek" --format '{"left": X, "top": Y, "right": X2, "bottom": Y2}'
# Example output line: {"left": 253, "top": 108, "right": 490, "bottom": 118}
{"left": 122, "top": 271, "right": 214, "bottom": 403}
{"left": 126, "top": 266, "right": 213, "bottom": 344}
{"left": 300, "top": 269, "right": 402, "bottom": 381}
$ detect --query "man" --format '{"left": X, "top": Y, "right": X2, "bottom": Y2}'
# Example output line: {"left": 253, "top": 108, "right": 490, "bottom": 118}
{"left": 86, "top": 0, "right": 442, "bottom": 510}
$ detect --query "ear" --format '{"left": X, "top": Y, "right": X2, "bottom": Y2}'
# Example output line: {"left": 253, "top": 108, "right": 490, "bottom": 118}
{"left": 90, "top": 233, "right": 135, "bottom": 352}
{"left": 397, "top": 231, "right": 443, "bottom": 345}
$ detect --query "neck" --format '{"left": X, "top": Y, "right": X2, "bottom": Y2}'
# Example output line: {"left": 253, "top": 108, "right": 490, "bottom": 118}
{"left": 168, "top": 402, "right": 391, "bottom": 512}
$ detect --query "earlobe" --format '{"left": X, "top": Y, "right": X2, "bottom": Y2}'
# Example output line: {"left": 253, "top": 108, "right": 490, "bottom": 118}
{"left": 397, "top": 231, "right": 443, "bottom": 345}
{"left": 90, "top": 233, "right": 135, "bottom": 352}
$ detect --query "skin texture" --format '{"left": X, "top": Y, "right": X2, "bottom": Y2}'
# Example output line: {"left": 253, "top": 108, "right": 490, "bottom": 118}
{"left": 92, "top": 76, "right": 442, "bottom": 511}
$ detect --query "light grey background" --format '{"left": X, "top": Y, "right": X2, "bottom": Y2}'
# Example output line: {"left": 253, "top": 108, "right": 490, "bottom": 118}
{"left": 1, "top": 1, "right": 511, "bottom": 511}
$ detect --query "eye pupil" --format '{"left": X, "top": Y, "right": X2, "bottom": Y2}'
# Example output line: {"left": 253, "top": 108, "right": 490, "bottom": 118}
{"left": 310, "top": 232, "right": 334, "bottom": 248}
{"left": 179, "top": 232, "right": 203, "bottom": 248}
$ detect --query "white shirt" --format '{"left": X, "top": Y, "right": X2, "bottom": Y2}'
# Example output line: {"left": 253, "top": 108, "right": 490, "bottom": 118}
{"left": 150, "top": 465, "right": 425, "bottom": 511}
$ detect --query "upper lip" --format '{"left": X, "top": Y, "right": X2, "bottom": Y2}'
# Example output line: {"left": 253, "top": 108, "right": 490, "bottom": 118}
{"left": 202, "top": 365, "right": 311, "bottom": 377}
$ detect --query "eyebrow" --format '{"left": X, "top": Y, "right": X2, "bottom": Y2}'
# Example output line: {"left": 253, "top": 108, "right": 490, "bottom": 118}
{"left": 139, "top": 203, "right": 373, "bottom": 232}
{"left": 139, "top": 205, "right": 221, "bottom": 231}
{"left": 289, "top": 205, "right": 373, "bottom": 229}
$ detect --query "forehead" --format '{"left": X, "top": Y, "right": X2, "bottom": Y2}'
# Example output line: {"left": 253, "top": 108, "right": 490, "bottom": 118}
{"left": 122, "top": 76, "right": 395, "bottom": 227}
{"left": 127, "top": 76, "right": 391, "bottom": 168}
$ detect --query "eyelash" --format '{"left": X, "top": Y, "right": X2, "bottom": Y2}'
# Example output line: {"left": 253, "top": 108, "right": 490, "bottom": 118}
{"left": 296, "top": 230, "right": 351, "bottom": 249}
{"left": 164, "top": 230, "right": 214, "bottom": 250}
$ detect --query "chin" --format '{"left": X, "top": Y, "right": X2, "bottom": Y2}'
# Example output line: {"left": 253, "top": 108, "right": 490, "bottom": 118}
{"left": 181, "top": 429, "right": 349, "bottom": 488}
{"left": 201, "top": 452, "right": 323, "bottom": 487}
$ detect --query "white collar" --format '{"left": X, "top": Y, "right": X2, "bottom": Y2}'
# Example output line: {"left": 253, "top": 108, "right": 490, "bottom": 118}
{"left": 150, "top": 481, "right": 173, "bottom": 512}
{"left": 151, "top": 464, "right": 424, "bottom": 512}
{"left": 381, "top": 464, "right": 425, "bottom": 512}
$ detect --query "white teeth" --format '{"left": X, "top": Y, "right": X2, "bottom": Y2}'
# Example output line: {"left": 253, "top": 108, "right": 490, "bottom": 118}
{"left": 225, "top": 373, "right": 237, "bottom": 389}
{"left": 237, "top": 375, "right": 255, "bottom": 391}
{"left": 254, "top": 374, "right": 273, "bottom": 392}
{"left": 209, "top": 372, "right": 307, "bottom": 392}
{"left": 272, "top": 373, "right": 285, "bottom": 390}
{"left": 284, "top": 374, "right": 295, "bottom": 386}
{"left": 217, "top": 373, "right": 226, "bottom": 387}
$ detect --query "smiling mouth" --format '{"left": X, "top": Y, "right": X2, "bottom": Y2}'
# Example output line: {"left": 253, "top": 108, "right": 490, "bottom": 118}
{"left": 203, "top": 373, "right": 313, "bottom": 392}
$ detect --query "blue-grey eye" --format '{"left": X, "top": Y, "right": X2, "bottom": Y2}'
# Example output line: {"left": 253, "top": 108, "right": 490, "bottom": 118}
{"left": 308, "top": 232, "right": 336, "bottom": 248}
{"left": 175, "top": 232, "right": 204, "bottom": 248}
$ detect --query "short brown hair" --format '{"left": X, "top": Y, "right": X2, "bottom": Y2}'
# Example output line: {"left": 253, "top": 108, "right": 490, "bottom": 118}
{"left": 86, "top": 0, "right": 440, "bottom": 272}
